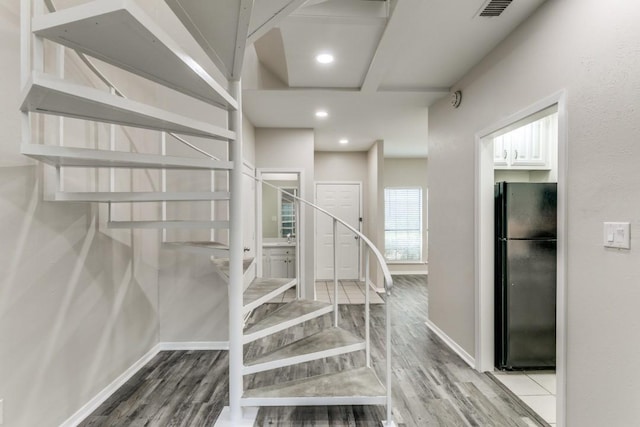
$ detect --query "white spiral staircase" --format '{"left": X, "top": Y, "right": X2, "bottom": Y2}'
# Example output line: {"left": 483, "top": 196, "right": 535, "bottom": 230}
{"left": 20, "top": 1, "right": 395, "bottom": 425}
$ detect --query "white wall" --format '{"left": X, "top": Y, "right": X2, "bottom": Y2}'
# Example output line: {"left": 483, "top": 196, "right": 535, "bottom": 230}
{"left": 384, "top": 157, "right": 429, "bottom": 273}
{"left": 428, "top": 1, "right": 640, "bottom": 425}
{"left": 366, "top": 141, "right": 385, "bottom": 287}
{"left": 255, "top": 128, "right": 315, "bottom": 297}
{"left": 0, "top": 2, "right": 160, "bottom": 426}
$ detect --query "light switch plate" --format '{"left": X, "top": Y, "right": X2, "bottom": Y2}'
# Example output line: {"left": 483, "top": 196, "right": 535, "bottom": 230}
{"left": 604, "top": 222, "right": 630, "bottom": 249}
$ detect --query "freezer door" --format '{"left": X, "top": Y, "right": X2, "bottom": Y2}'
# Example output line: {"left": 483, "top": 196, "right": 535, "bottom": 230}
{"left": 503, "top": 239, "right": 556, "bottom": 369}
{"left": 504, "top": 183, "right": 557, "bottom": 239}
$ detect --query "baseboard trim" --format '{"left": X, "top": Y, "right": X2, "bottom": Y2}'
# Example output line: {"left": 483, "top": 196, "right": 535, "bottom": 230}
{"left": 388, "top": 270, "right": 428, "bottom": 275}
{"left": 60, "top": 342, "right": 230, "bottom": 426}
{"left": 59, "top": 343, "right": 162, "bottom": 427}
{"left": 367, "top": 278, "right": 385, "bottom": 293}
{"left": 425, "top": 320, "right": 475, "bottom": 368}
{"left": 159, "top": 341, "right": 230, "bottom": 351}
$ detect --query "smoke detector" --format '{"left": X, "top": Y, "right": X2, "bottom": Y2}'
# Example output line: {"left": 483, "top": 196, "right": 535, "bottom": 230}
{"left": 450, "top": 90, "right": 462, "bottom": 108}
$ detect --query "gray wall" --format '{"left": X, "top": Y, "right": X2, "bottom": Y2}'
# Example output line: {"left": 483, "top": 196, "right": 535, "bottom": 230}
{"left": 428, "top": 0, "right": 640, "bottom": 425}
{"left": 255, "top": 128, "right": 315, "bottom": 297}
{"left": 384, "top": 157, "right": 429, "bottom": 273}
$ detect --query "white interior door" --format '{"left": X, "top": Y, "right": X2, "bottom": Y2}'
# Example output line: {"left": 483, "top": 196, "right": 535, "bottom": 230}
{"left": 242, "top": 164, "right": 255, "bottom": 256}
{"left": 315, "top": 183, "right": 360, "bottom": 280}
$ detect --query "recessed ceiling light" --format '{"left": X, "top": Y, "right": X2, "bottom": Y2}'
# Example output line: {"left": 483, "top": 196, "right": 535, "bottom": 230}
{"left": 316, "top": 53, "right": 334, "bottom": 64}
{"left": 339, "top": 139, "right": 349, "bottom": 144}
{"left": 315, "top": 110, "right": 328, "bottom": 118}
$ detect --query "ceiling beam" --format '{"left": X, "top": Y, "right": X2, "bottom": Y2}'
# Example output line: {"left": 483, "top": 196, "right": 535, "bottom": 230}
{"left": 232, "top": 0, "right": 255, "bottom": 79}
{"left": 247, "top": 0, "right": 308, "bottom": 45}
{"left": 360, "top": 0, "right": 421, "bottom": 93}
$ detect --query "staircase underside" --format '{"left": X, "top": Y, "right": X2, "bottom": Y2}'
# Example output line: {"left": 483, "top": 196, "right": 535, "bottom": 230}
{"left": 241, "top": 367, "right": 386, "bottom": 407}
{"left": 53, "top": 191, "right": 229, "bottom": 203}
{"left": 32, "top": 0, "right": 237, "bottom": 109}
{"left": 21, "top": 72, "right": 235, "bottom": 140}
{"left": 21, "top": 144, "right": 232, "bottom": 170}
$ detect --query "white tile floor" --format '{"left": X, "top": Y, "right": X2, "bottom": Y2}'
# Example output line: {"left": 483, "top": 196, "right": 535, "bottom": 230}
{"left": 493, "top": 371, "right": 557, "bottom": 426}
{"left": 266, "top": 280, "right": 385, "bottom": 304}
{"left": 316, "top": 280, "right": 385, "bottom": 304}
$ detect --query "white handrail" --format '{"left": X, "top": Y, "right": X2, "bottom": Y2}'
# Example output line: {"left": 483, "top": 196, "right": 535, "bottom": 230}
{"left": 42, "top": 0, "right": 220, "bottom": 162}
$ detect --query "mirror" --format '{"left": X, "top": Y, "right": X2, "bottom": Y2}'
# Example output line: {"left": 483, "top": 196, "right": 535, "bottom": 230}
{"left": 262, "top": 173, "right": 299, "bottom": 240}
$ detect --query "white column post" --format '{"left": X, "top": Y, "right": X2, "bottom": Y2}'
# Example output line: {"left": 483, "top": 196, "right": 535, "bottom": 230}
{"left": 333, "top": 218, "right": 339, "bottom": 326}
{"left": 227, "top": 79, "right": 244, "bottom": 424}
{"left": 365, "top": 251, "right": 370, "bottom": 367}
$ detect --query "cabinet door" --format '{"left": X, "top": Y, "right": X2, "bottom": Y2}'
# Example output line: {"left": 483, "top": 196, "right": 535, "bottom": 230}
{"left": 510, "top": 121, "right": 548, "bottom": 168}
{"left": 269, "top": 253, "right": 290, "bottom": 278}
{"left": 286, "top": 253, "right": 296, "bottom": 278}
{"left": 493, "top": 134, "right": 510, "bottom": 168}
{"left": 262, "top": 253, "right": 270, "bottom": 278}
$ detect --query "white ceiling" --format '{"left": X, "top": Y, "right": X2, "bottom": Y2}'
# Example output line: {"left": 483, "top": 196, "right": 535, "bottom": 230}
{"left": 239, "top": 0, "right": 548, "bottom": 157}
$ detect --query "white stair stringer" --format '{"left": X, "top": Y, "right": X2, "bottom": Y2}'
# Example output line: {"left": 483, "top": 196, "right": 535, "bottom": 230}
{"left": 243, "top": 327, "right": 365, "bottom": 375}
{"left": 108, "top": 220, "right": 229, "bottom": 230}
{"left": 21, "top": 144, "right": 233, "bottom": 170}
{"left": 162, "top": 241, "right": 229, "bottom": 257}
{"left": 54, "top": 191, "right": 229, "bottom": 203}
{"left": 32, "top": 0, "right": 238, "bottom": 109}
{"left": 242, "top": 277, "right": 297, "bottom": 314}
{"left": 241, "top": 367, "right": 386, "bottom": 407}
{"left": 21, "top": 72, "right": 235, "bottom": 140}
{"left": 243, "top": 300, "right": 333, "bottom": 344}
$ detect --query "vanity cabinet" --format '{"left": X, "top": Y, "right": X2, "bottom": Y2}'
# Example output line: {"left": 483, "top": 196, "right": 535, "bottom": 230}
{"left": 262, "top": 246, "right": 296, "bottom": 278}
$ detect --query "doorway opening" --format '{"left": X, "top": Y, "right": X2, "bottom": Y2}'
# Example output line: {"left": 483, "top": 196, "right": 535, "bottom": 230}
{"left": 256, "top": 169, "right": 305, "bottom": 298}
{"left": 475, "top": 92, "right": 567, "bottom": 426}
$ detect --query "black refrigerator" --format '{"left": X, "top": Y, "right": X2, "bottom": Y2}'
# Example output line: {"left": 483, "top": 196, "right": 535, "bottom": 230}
{"left": 495, "top": 182, "right": 557, "bottom": 370}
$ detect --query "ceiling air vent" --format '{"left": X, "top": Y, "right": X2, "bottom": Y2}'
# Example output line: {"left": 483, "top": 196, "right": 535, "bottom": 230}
{"left": 478, "top": 0, "right": 513, "bottom": 17}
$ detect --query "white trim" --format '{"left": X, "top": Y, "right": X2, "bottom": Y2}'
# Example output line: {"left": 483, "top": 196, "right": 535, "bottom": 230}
{"left": 424, "top": 320, "right": 475, "bottom": 368}
{"left": 388, "top": 270, "right": 428, "bottom": 275}
{"left": 158, "top": 341, "right": 230, "bottom": 351}
{"left": 214, "top": 406, "right": 259, "bottom": 427}
{"left": 474, "top": 90, "right": 567, "bottom": 427}
{"left": 240, "top": 395, "right": 386, "bottom": 407}
{"left": 367, "top": 278, "right": 385, "bottom": 294}
{"left": 59, "top": 343, "right": 162, "bottom": 427}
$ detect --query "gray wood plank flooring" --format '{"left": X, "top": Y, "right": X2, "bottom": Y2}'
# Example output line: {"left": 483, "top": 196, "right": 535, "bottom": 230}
{"left": 80, "top": 275, "right": 545, "bottom": 426}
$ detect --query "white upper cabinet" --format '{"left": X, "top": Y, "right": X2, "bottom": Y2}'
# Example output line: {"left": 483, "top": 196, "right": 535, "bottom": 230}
{"left": 494, "top": 112, "right": 557, "bottom": 170}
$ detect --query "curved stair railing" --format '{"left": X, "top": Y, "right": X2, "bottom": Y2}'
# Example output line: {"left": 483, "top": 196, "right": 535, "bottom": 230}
{"left": 253, "top": 177, "right": 395, "bottom": 425}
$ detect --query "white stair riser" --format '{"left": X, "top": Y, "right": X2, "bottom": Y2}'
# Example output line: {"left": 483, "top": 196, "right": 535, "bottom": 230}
{"left": 242, "top": 280, "right": 297, "bottom": 314}
{"left": 239, "top": 396, "right": 386, "bottom": 407}
{"left": 242, "top": 305, "right": 333, "bottom": 344}
{"left": 242, "top": 342, "right": 365, "bottom": 375}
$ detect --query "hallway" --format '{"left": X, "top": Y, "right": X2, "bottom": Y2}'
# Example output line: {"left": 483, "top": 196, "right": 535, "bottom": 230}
{"left": 80, "top": 276, "right": 545, "bottom": 426}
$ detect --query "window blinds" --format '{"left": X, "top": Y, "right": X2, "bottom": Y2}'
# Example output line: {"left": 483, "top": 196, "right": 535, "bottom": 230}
{"left": 384, "top": 187, "right": 422, "bottom": 261}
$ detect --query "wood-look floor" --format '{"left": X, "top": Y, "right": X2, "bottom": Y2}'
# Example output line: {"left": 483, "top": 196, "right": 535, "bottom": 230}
{"left": 80, "top": 275, "right": 545, "bottom": 426}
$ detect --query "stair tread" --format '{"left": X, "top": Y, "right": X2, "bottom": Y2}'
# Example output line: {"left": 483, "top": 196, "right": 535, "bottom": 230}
{"left": 243, "top": 367, "right": 384, "bottom": 399}
{"left": 21, "top": 144, "right": 232, "bottom": 170}
{"left": 108, "top": 220, "right": 229, "bottom": 229}
{"left": 162, "top": 241, "right": 229, "bottom": 256}
{"left": 244, "top": 300, "right": 331, "bottom": 337}
{"left": 243, "top": 277, "right": 296, "bottom": 308}
{"left": 21, "top": 72, "right": 235, "bottom": 140}
{"left": 211, "top": 258, "right": 254, "bottom": 279}
{"left": 245, "top": 327, "right": 364, "bottom": 368}
{"left": 32, "top": 0, "right": 237, "bottom": 109}
{"left": 54, "top": 191, "right": 230, "bottom": 202}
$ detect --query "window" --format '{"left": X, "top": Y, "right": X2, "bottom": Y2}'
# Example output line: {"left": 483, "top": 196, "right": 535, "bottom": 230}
{"left": 384, "top": 187, "right": 422, "bottom": 261}
{"left": 279, "top": 188, "right": 297, "bottom": 238}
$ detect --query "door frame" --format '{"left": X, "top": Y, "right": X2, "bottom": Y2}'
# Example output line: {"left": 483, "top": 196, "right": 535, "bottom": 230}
{"left": 314, "top": 181, "right": 363, "bottom": 280}
{"left": 256, "top": 168, "right": 306, "bottom": 297}
{"left": 474, "top": 90, "right": 568, "bottom": 426}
